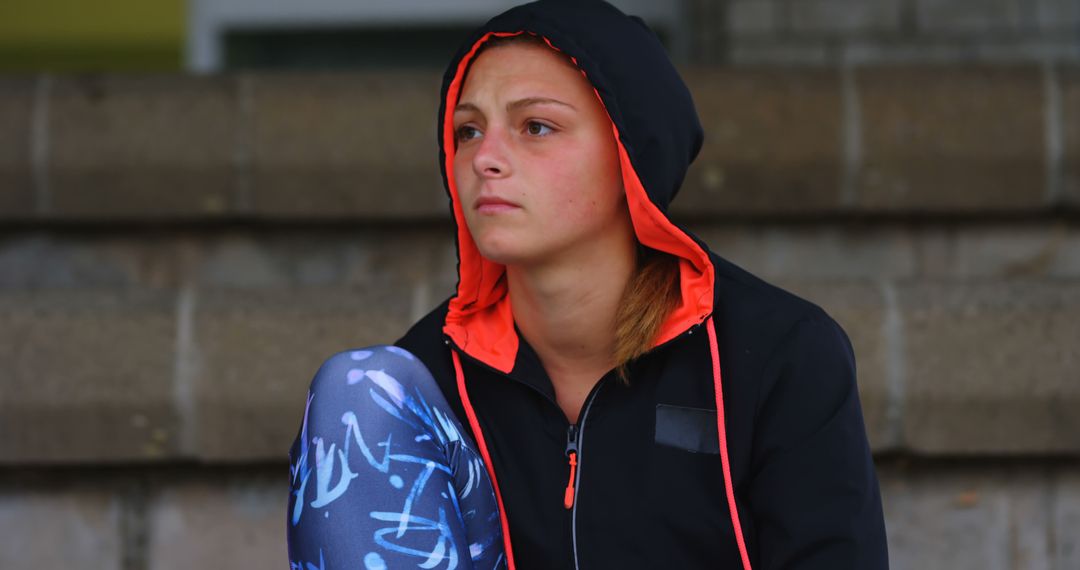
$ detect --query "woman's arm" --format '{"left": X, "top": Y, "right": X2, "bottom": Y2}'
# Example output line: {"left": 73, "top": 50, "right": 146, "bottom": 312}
{"left": 747, "top": 312, "right": 890, "bottom": 569}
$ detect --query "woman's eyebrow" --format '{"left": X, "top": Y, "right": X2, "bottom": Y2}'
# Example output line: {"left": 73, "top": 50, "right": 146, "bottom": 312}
{"left": 454, "top": 96, "right": 577, "bottom": 114}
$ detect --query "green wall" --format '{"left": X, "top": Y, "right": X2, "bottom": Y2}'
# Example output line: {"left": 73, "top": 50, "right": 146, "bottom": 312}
{"left": 0, "top": 0, "right": 185, "bottom": 71}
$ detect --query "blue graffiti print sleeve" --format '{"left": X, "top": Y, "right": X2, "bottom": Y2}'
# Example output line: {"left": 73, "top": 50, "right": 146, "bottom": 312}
{"left": 286, "top": 345, "right": 506, "bottom": 570}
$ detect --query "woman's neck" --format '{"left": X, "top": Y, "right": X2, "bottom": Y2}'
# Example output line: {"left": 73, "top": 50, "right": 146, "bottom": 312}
{"left": 506, "top": 227, "right": 637, "bottom": 383}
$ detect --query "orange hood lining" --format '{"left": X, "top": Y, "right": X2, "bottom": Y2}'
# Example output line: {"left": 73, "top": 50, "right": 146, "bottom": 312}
{"left": 442, "top": 30, "right": 715, "bottom": 374}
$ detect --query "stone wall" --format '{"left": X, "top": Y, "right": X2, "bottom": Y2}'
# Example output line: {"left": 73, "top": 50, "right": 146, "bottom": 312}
{"left": 688, "top": 0, "right": 1080, "bottom": 65}
{"left": 1, "top": 67, "right": 1079, "bottom": 568}
{"left": 3, "top": 460, "right": 1078, "bottom": 569}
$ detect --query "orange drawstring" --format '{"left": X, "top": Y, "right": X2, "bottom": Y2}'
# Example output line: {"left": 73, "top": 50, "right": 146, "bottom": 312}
{"left": 451, "top": 347, "right": 517, "bottom": 570}
{"left": 706, "top": 316, "right": 753, "bottom": 570}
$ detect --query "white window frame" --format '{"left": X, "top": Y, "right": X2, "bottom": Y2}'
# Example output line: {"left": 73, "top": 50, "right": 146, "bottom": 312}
{"left": 185, "top": 0, "right": 683, "bottom": 73}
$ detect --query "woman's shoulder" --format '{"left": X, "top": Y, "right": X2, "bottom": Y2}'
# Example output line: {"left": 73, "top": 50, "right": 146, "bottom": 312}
{"left": 392, "top": 295, "right": 454, "bottom": 375}
{"left": 706, "top": 247, "right": 850, "bottom": 356}
{"left": 395, "top": 295, "right": 451, "bottom": 344}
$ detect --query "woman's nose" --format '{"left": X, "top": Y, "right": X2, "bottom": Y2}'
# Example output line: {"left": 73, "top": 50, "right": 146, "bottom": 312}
{"left": 472, "top": 126, "right": 511, "bottom": 178}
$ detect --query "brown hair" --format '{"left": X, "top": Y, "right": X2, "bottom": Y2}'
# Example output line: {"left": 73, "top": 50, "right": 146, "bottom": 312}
{"left": 613, "top": 245, "right": 682, "bottom": 385}
{"left": 469, "top": 32, "right": 683, "bottom": 386}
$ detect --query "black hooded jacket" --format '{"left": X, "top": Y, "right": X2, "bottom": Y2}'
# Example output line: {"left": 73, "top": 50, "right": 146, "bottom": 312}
{"left": 395, "top": 1, "right": 890, "bottom": 568}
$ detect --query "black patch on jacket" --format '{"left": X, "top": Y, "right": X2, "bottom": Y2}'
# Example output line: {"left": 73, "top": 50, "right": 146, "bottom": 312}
{"left": 654, "top": 403, "right": 720, "bottom": 454}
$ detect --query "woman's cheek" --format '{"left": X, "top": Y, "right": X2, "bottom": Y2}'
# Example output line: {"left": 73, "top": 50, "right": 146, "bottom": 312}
{"left": 558, "top": 166, "right": 609, "bottom": 223}
{"left": 542, "top": 171, "right": 578, "bottom": 216}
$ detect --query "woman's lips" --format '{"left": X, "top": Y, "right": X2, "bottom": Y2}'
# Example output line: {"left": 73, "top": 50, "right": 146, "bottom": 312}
{"left": 475, "top": 197, "right": 520, "bottom": 214}
{"left": 477, "top": 203, "right": 519, "bottom": 214}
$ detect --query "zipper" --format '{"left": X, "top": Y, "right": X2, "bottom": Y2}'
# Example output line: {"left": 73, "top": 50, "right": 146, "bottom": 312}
{"left": 562, "top": 316, "right": 704, "bottom": 515}
{"left": 567, "top": 375, "right": 607, "bottom": 570}
{"left": 563, "top": 424, "right": 578, "bottom": 508}
{"left": 561, "top": 376, "right": 603, "bottom": 511}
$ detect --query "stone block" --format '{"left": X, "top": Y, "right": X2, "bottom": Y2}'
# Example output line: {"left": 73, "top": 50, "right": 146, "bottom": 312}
{"left": 148, "top": 476, "right": 287, "bottom": 570}
{"left": 0, "top": 289, "right": 181, "bottom": 463}
{"left": 652, "top": 222, "right": 1080, "bottom": 280}
{"left": 181, "top": 232, "right": 452, "bottom": 464}
{"left": 0, "top": 229, "right": 456, "bottom": 465}
{"left": 843, "top": 36, "right": 1080, "bottom": 67}
{"left": 972, "top": 37, "right": 1080, "bottom": 63}
{"left": 1064, "top": 66, "right": 1080, "bottom": 208}
{"left": 915, "top": 222, "right": 1080, "bottom": 278}
{"left": 47, "top": 75, "right": 237, "bottom": 219}
{"left": 840, "top": 39, "right": 982, "bottom": 65}
{"left": 0, "top": 487, "right": 122, "bottom": 569}
{"left": 689, "top": 224, "right": 919, "bottom": 279}
{"left": 190, "top": 285, "right": 415, "bottom": 462}
{"left": 1030, "top": 0, "right": 1080, "bottom": 31}
{"left": 192, "top": 229, "right": 455, "bottom": 290}
{"left": 0, "top": 233, "right": 169, "bottom": 289}
{"left": 878, "top": 463, "right": 1055, "bottom": 570}
{"left": 727, "top": 0, "right": 778, "bottom": 36}
{"left": 1054, "top": 468, "right": 1080, "bottom": 568}
{"left": 787, "top": 0, "right": 903, "bottom": 34}
{"left": 677, "top": 67, "right": 843, "bottom": 216}
{"left": 898, "top": 279, "right": 1080, "bottom": 453}
{"left": 0, "top": 76, "right": 35, "bottom": 218}
{"left": 856, "top": 66, "right": 1046, "bottom": 212}
{"left": 724, "top": 38, "right": 832, "bottom": 66}
{"left": 247, "top": 71, "right": 448, "bottom": 220}
{"left": 916, "top": 0, "right": 1024, "bottom": 33}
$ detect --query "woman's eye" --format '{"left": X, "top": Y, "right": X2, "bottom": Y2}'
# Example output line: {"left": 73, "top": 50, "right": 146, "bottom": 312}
{"left": 455, "top": 125, "right": 479, "bottom": 142}
{"left": 526, "top": 121, "right": 554, "bottom": 137}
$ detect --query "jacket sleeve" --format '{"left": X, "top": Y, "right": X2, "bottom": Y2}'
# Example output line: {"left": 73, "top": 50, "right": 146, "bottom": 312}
{"left": 746, "top": 311, "right": 889, "bottom": 569}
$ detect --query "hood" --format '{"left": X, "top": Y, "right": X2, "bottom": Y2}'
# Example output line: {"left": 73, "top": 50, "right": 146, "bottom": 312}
{"left": 437, "top": 0, "right": 716, "bottom": 374}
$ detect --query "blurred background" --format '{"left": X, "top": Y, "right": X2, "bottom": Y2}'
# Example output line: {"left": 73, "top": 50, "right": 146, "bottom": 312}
{"left": 1, "top": 0, "right": 1078, "bottom": 568}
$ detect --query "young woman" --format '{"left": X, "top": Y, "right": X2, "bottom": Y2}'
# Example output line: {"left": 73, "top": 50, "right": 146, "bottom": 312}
{"left": 287, "top": 1, "right": 889, "bottom": 569}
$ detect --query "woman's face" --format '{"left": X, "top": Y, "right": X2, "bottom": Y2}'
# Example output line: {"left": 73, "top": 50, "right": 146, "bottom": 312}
{"left": 452, "top": 41, "right": 629, "bottom": 267}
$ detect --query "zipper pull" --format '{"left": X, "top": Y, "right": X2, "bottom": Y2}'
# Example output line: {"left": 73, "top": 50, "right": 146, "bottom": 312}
{"left": 564, "top": 424, "right": 579, "bottom": 509}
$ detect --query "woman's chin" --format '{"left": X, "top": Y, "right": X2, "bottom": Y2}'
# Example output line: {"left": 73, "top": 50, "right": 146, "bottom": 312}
{"left": 476, "top": 249, "right": 528, "bottom": 266}
{"left": 474, "top": 241, "right": 541, "bottom": 266}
